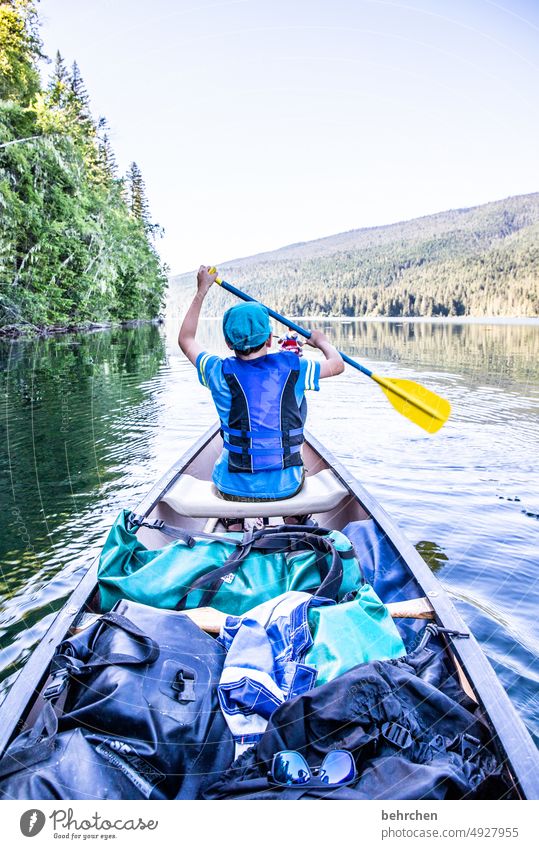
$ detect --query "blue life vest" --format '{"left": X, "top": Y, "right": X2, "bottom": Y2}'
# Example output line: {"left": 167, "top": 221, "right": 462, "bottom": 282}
{"left": 221, "top": 352, "right": 305, "bottom": 473}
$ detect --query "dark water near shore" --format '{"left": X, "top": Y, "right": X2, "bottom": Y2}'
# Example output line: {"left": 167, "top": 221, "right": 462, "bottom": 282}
{"left": 1, "top": 318, "right": 538, "bottom": 743}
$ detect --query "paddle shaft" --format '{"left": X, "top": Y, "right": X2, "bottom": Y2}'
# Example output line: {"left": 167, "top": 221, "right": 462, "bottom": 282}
{"left": 215, "top": 277, "right": 373, "bottom": 378}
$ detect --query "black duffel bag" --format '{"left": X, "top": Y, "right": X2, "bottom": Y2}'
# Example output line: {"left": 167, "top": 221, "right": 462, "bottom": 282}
{"left": 0, "top": 600, "right": 234, "bottom": 800}
{"left": 203, "top": 649, "right": 508, "bottom": 800}
{"left": 0, "top": 722, "right": 170, "bottom": 800}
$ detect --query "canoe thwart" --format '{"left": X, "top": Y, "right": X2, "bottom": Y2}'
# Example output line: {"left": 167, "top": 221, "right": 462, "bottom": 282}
{"left": 386, "top": 597, "right": 435, "bottom": 619}
{"left": 184, "top": 597, "right": 435, "bottom": 634}
{"left": 185, "top": 607, "right": 227, "bottom": 634}
{"left": 70, "top": 597, "right": 435, "bottom": 639}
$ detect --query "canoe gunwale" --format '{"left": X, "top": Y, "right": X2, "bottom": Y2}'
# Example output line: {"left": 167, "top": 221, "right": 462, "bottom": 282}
{"left": 0, "top": 423, "right": 537, "bottom": 800}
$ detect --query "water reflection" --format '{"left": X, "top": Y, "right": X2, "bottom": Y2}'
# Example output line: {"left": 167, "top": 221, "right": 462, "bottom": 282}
{"left": 0, "top": 326, "right": 166, "bottom": 695}
{"left": 0, "top": 325, "right": 165, "bottom": 576}
{"left": 414, "top": 541, "right": 449, "bottom": 573}
{"left": 169, "top": 315, "right": 539, "bottom": 385}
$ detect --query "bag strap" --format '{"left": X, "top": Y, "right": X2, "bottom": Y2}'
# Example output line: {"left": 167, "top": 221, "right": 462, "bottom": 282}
{"left": 174, "top": 525, "right": 351, "bottom": 610}
{"left": 128, "top": 513, "right": 198, "bottom": 545}
{"left": 0, "top": 700, "right": 59, "bottom": 778}
{"left": 53, "top": 612, "right": 160, "bottom": 678}
{"left": 128, "top": 513, "right": 238, "bottom": 546}
{"left": 128, "top": 513, "right": 360, "bottom": 553}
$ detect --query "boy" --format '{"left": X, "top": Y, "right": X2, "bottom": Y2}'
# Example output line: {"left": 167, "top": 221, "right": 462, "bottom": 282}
{"left": 178, "top": 266, "right": 344, "bottom": 516}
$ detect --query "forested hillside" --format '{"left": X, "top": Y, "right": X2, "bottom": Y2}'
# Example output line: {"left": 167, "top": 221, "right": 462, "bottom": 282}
{"left": 170, "top": 193, "right": 539, "bottom": 318}
{"left": 0, "top": 0, "right": 167, "bottom": 334}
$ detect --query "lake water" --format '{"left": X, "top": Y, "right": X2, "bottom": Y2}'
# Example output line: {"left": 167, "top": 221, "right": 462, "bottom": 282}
{"left": 1, "top": 316, "right": 538, "bottom": 744}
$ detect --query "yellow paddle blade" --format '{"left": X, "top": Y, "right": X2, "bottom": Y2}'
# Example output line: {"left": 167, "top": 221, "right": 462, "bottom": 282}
{"left": 372, "top": 374, "right": 451, "bottom": 433}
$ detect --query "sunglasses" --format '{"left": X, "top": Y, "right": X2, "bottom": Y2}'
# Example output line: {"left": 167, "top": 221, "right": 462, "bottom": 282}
{"left": 269, "top": 749, "right": 357, "bottom": 788}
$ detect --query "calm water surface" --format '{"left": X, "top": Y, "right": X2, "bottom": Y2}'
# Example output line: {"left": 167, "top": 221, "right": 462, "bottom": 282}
{"left": 1, "top": 317, "right": 538, "bottom": 743}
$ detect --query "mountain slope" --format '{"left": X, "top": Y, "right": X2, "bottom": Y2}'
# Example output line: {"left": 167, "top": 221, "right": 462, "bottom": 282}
{"left": 169, "top": 193, "right": 539, "bottom": 318}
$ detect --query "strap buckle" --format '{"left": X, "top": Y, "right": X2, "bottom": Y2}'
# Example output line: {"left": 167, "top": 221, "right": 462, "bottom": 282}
{"left": 128, "top": 512, "right": 143, "bottom": 529}
{"left": 458, "top": 732, "right": 482, "bottom": 761}
{"left": 43, "top": 668, "right": 69, "bottom": 700}
{"left": 171, "top": 668, "right": 196, "bottom": 702}
{"left": 381, "top": 721, "right": 413, "bottom": 750}
{"left": 129, "top": 513, "right": 164, "bottom": 531}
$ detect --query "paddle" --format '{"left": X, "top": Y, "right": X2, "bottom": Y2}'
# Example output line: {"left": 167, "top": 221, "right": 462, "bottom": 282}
{"left": 208, "top": 268, "right": 451, "bottom": 433}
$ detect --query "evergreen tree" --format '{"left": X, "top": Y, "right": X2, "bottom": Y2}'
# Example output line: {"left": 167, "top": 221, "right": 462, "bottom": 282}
{"left": 69, "top": 61, "right": 90, "bottom": 114}
{"left": 48, "top": 49, "right": 69, "bottom": 109}
{"left": 126, "top": 161, "right": 151, "bottom": 226}
{"left": 68, "top": 60, "right": 94, "bottom": 136}
{"left": 96, "top": 116, "right": 117, "bottom": 179}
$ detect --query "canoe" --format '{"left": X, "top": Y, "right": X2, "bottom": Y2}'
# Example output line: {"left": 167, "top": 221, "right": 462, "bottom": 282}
{"left": 1, "top": 424, "right": 538, "bottom": 799}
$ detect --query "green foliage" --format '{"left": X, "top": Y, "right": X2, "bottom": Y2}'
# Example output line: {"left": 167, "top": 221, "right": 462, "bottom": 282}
{"left": 0, "top": 0, "right": 41, "bottom": 106}
{"left": 0, "top": 0, "right": 167, "bottom": 332}
{"left": 171, "top": 193, "right": 539, "bottom": 319}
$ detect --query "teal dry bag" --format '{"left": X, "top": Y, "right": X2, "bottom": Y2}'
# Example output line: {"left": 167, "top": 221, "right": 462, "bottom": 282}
{"left": 97, "top": 511, "right": 364, "bottom": 616}
{"left": 305, "top": 585, "right": 406, "bottom": 686}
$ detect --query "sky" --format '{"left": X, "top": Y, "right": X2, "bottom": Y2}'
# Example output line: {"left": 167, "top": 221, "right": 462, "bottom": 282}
{"left": 38, "top": 0, "right": 539, "bottom": 275}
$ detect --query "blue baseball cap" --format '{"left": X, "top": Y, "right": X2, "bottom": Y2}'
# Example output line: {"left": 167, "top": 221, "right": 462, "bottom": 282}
{"left": 222, "top": 302, "right": 272, "bottom": 350}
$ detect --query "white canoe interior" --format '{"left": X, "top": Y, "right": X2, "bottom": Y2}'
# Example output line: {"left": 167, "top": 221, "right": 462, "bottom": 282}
{"left": 142, "top": 433, "right": 368, "bottom": 547}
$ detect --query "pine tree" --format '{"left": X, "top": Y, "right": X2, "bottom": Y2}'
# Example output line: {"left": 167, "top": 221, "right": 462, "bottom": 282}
{"left": 126, "top": 161, "right": 150, "bottom": 225}
{"left": 48, "top": 49, "right": 69, "bottom": 108}
{"left": 68, "top": 60, "right": 94, "bottom": 132}
{"left": 96, "top": 116, "right": 117, "bottom": 178}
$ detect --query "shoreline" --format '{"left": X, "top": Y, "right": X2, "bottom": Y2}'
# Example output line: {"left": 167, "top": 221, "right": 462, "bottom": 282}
{"left": 192, "top": 314, "right": 539, "bottom": 327}
{"left": 3, "top": 314, "right": 539, "bottom": 340}
{"left": 0, "top": 317, "right": 164, "bottom": 341}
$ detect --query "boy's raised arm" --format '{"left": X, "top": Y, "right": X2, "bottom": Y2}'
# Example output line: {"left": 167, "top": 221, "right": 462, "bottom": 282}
{"left": 306, "top": 330, "right": 344, "bottom": 378}
{"left": 178, "top": 266, "right": 218, "bottom": 365}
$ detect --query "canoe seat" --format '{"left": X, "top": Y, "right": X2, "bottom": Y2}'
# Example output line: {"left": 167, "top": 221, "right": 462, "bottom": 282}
{"left": 161, "top": 468, "right": 349, "bottom": 519}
